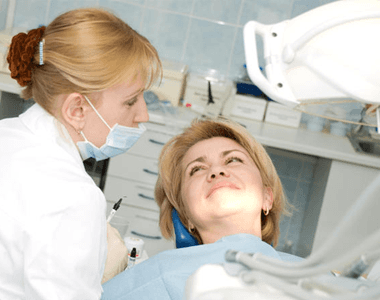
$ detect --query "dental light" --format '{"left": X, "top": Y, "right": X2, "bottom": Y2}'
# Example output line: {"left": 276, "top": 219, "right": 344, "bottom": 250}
{"left": 243, "top": 0, "right": 380, "bottom": 128}
{"left": 185, "top": 1, "right": 380, "bottom": 299}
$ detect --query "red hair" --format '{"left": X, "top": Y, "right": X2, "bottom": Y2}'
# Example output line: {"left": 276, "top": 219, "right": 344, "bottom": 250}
{"left": 7, "top": 27, "right": 46, "bottom": 87}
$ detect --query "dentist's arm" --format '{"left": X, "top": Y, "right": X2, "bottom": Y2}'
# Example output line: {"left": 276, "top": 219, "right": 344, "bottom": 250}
{"left": 23, "top": 182, "right": 107, "bottom": 300}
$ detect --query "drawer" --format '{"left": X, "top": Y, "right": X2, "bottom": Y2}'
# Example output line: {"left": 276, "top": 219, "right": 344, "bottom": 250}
{"left": 104, "top": 176, "right": 158, "bottom": 212}
{"left": 108, "top": 154, "right": 159, "bottom": 185}
{"left": 106, "top": 203, "right": 175, "bottom": 256}
{"left": 128, "top": 128, "right": 175, "bottom": 159}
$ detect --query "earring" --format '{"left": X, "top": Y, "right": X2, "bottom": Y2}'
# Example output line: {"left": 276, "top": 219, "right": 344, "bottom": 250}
{"left": 264, "top": 208, "right": 270, "bottom": 216}
{"left": 188, "top": 226, "right": 195, "bottom": 233}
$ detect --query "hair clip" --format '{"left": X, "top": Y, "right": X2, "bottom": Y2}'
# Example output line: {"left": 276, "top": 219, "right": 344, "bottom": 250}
{"left": 39, "top": 39, "right": 45, "bottom": 65}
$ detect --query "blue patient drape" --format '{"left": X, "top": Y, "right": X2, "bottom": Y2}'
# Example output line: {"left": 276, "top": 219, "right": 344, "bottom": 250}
{"left": 101, "top": 234, "right": 302, "bottom": 300}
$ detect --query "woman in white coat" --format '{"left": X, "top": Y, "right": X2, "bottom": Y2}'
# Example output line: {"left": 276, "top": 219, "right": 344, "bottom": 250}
{"left": 0, "top": 8, "right": 161, "bottom": 300}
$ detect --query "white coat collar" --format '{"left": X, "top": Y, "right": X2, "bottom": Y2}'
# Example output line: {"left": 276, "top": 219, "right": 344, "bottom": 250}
{"left": 19, "top": 103, "right": 84, "bottom": 165}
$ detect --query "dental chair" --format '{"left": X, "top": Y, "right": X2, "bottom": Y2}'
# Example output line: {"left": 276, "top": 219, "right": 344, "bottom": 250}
{"left": 173, "top": 1, "right": 380, "bottom": 299}
{"left": 172, "top": 209, "right": 199, "bottom": 249}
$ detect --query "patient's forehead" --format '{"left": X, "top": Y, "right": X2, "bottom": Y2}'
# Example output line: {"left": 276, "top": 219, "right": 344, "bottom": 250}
{"left": 182, "top": 137, "right": 249, "bottom": 166}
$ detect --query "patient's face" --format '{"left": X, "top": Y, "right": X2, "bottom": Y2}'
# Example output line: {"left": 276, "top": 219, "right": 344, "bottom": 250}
{"left": 181, "top": 137, "right": 270, "bottom": 232}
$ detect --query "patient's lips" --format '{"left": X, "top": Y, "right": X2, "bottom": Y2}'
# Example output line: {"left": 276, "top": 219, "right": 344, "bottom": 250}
{"left": 207, "top": 181, "right": 240, "bottom": 198}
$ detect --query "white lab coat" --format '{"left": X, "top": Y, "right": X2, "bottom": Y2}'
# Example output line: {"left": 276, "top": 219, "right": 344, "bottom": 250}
{"left": 0, "top": 104, "right": 107, "bottom": 299}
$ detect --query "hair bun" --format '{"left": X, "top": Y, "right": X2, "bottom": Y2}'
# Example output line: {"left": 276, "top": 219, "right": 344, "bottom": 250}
{"left": 7, "top": 26, "right": 46, "bottom": 87}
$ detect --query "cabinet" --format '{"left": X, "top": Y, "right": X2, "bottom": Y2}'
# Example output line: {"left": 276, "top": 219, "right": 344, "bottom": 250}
{"left": 104, "top": 122, "right": 178, "bottom": 257}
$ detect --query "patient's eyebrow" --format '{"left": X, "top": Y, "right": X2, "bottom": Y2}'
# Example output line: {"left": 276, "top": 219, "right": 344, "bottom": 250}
{"left": 222, "top": 149, "right": 238, "bottom": 157}
{"left": 221, "top": 149, "right": 248, "bottom": 158}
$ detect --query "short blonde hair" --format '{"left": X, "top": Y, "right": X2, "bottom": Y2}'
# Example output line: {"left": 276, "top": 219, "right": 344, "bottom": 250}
{"left": 155, "top": 117, "right": 291, "bottom": 247}
{"left": 19, "top": 8, "right": 161, "bottom": 115}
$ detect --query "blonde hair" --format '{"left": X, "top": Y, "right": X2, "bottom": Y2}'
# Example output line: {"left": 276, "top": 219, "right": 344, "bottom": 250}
{"left": 155, "top": 117, "right": 291, "bottom": 247}
{"left": 20, "top": 8, "right": 161, "bottom": 115}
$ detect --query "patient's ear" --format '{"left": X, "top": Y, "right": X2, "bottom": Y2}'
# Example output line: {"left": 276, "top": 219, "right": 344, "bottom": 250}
{"left": 61, "top": 93, "right": 88, "bottom": 132}
{"left": 263, "top": 187, "right": 274, "bottom": 210}
{"left": 188, "top": 221, "right": 195, "bottom": 232}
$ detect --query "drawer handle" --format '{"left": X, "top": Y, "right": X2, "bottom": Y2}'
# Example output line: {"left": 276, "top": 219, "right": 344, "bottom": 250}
{"left": 138, "top": 193, "right": 154, "bottom": 201}
{"left": 131, "top": 231, "right": 162, "bottom": 240}
{"left": 143, "top": 169, "right": 158, "bottom": 176}
{"left": 149, "top": 139, "right": 165, "bottom": 146}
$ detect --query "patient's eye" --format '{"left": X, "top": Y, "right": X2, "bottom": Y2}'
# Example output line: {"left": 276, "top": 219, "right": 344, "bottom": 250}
{"left": 190, "top": 165, "right": 205, "bottom": 176}
{"left": 225, "top": 156, "right": 243, "bottom": 164}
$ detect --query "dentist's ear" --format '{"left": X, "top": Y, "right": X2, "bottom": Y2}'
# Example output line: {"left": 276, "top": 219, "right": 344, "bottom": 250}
{"left": 60, "top": 93, "right": 88, "bottom": 133}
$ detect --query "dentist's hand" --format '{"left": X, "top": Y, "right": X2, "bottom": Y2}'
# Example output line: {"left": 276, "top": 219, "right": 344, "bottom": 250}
{"left": 101, "top": 223, "right": 129, "bottom": 284}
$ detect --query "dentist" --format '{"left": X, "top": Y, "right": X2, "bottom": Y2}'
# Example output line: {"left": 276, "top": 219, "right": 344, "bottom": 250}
{"left": 0, "top": 8, "right": 161, "bottom": 300}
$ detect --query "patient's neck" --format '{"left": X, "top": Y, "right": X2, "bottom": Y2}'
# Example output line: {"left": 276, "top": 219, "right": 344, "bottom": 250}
{"left": 198, "top": 213, "right": 262, "bottom": 244}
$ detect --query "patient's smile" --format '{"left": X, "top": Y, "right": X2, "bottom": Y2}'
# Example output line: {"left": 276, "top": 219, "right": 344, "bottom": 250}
{"left": 207, "top": 181, "right": 240, "bottom": 198}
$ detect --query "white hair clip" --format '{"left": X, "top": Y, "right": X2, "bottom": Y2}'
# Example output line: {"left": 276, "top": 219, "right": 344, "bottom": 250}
{"left": 39, "top": 39, "right": 45, "bottom": 65}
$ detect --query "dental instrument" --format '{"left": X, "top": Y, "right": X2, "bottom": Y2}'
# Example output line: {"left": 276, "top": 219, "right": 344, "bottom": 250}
{"left": 107, "top": 197, "right": 124, "bottom": 223}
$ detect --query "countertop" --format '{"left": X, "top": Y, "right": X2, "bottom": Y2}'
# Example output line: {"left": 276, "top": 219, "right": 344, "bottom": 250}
{"left": 1, "top": 71, "right": 379, "bottom": 169}
{"left": 235, "top": 117, "right": 380, "bottom": 169}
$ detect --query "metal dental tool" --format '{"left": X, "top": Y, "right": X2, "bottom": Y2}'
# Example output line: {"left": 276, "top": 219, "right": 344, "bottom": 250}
{"left": 106, "top": 197, "right": 124, "bottom": 223}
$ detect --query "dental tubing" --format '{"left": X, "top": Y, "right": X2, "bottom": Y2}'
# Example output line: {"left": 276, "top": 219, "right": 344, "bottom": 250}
{"left": 226, "top": 173, "right": 380, "bottom": 280}
{"left": 226, "top": 228, "right": 380, "bottom": 281}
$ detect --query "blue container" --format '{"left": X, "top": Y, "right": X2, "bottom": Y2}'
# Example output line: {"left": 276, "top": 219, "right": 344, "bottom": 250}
{"left": 236, "top": 82, "right": 263, "bottom": 96}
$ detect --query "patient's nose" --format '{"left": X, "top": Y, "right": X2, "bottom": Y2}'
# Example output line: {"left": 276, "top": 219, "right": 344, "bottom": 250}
{"left": 208, "top": 170, "right": 230, "bottom": 181}
{"left": 211, "top": 171, "right": 225, "bottom": 179}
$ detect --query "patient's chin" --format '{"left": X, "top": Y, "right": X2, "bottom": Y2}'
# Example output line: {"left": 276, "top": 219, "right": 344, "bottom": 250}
{"left": 207, "top": 189, "right": 261, "bottom": 216}
{"left": 209, "top": 191, "right": 247, "bottom": 210}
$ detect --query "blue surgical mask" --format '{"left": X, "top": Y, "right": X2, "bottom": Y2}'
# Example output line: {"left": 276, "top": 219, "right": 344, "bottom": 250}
{"left": 77, "top": 95, "right": 146, "bottom": 161}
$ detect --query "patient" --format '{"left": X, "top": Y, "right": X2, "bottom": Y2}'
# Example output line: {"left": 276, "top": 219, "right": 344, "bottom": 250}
{"left": 101, "top": 117, "right": 299, "bottom": 300}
